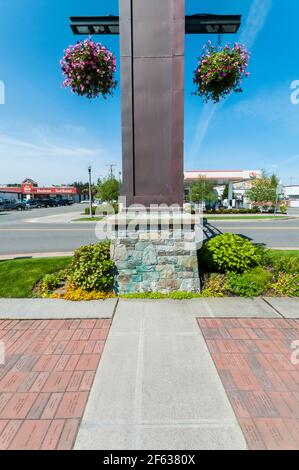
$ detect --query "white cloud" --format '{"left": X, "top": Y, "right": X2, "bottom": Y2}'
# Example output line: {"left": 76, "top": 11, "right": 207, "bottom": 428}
{"left": 0, "top": 131, "right": 101, "bottom": 159}
{"left": 0, "top": 124, "right": 110, "bottom": 184}
{"left": 189, "top": 103, "right": 220, "bottom": 165}
{"left": 239, "top": 0, "right": 272, "bottom": 49}
{"left": 232, "top": 84, "right": 299, "bottom": 134}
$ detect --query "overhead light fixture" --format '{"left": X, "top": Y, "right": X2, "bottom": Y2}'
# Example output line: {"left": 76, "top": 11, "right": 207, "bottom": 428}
{"left": 70, "top": 16, "right": 120, "bottom": 35}
{"left": 70, "top": 14, "right": 241, "bottom": 36}
{"left": 185, "top": 14, "right": 241, "bottom": 35}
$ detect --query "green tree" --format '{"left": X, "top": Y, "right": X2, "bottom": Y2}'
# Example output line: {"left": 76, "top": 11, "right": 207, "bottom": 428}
{"left": 222, "top": 184, "right": 229, "bottom": 200}
{"left": 246, "top": 172, "right": 278, "bottom": 205}
{"left": 189, "top": 177, "right": 217, "bottom": 205}
{"left": 97, "top": 176, "right": 121, "bottom": 203}
{"left": 70, "top": 181, "right": 97, "bottom": 200}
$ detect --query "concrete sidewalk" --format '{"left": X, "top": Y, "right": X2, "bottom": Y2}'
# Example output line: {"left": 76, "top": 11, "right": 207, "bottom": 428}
{"left": 74, "top": 297, "right": 299, "bottom": 450}
{"left": 75, "top": 300, "right": 247, "bottom": 450}
{"left": 0, "top": 298, "right": 118, "bottom": 319}
{"left": 26, "top": 212, "right": 82, "bottom": 224}
{"left": 0, "top": 296, "right": 297, "bottom": 320}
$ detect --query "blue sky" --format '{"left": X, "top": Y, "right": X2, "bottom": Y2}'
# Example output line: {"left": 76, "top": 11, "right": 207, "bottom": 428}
{"left": 0, "top": 0, "right": 298, "bottom": 185}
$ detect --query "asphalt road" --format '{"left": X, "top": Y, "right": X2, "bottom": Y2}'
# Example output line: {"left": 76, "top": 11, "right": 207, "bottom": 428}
{"left": 204, "top": 217, "right": 299, "bottom": 249}
{"left": 0, "top": 205, "right": 298, "bottom": 255}
{"left": 0, "top": 204, "right": 98, "bottom": 255}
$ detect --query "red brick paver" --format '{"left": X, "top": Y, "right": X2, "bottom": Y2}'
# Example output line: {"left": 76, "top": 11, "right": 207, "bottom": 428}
{"left": 198, "top": 318, "right": 299, "bottom": 450}
{"left": 0, "top": 318, "right": 111, "bottom": 450}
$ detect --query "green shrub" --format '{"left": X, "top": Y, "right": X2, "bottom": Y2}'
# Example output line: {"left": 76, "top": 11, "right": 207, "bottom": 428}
{"left": 120, "top": 292, "right": 202, "bottom": 300}
{"left": 83, "top": 202, "right": 119, "bottom": 216}
{"left": 255, "top": 245, "right": 273, "bottom": 267}
{"left": 226, "top": 267, "right": 272, "bottom": 298}
{"left": 169, "top": 291, "right": 201, "bottom": 300}
{"left": 84, "top": 206, "right": 97, "bottom": 215}
{"left": 200, "top": 233, "right": 262, "bottom": 274}
{"left": 52, "top": 285, "right": 116, "bottom": 301}
{"left": 121, "top": 292, "right": 167, "bottom": 299}
{"left": 70, "top": 242, "right": 115, "bottom": 292}
{"left": 203, "top": 208, "right": 261, "bottom": 214}
{"left": 39, "top": 269, "right": 70, "bottom": 298}
{"left": 201, "top": 273, "right": 226, "bottom": 297}
{"left": 271, "top": 256, "right": 299, "bottom": 275}
{"left": 271, "top": 273, "right": 299, "bottom": 297}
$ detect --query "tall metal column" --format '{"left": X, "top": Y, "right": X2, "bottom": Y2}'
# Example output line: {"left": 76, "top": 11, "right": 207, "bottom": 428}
{"left": 119, "top": 0, "right": 185, "bottom": 207}
{"left": 70, "top": 9, "right": 241, "bottom": 209}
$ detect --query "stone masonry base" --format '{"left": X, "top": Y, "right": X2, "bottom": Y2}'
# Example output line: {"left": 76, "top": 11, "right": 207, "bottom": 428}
{"left": 111, "top": 229, "right": 200, "bottom": 294}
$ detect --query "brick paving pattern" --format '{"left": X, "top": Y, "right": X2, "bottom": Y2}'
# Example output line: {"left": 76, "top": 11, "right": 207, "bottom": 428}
{"left": 0, "top": 318, "right": 111, "bottom": 450}
{"left": 198, "top": 318, "right": 299, "bottom": 450}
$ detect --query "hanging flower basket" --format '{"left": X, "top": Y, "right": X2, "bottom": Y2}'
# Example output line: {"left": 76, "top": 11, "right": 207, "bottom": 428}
{"left": 61, "top": 39, "right": 117, "bottom": 99}
{"left": 193, "top": 42, "right": 250, "bottom": 103}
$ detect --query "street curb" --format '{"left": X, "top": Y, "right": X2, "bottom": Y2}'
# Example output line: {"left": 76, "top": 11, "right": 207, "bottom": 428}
{"left": 0, "top": 252, "right": 74, "bottom": 261}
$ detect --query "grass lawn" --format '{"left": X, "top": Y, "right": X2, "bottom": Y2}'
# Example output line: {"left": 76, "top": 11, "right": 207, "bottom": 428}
{"left": 0, "top": 250, "right": 298, "bottom": 300}
{"left": 72, "top": 217, "right": 102, "bottom": 222}
{"left": 268, "top": 250, "right": 299, "bottom": 259}
{"left": 205, "top": 216, "right": 289, "bottom": 220}
{"left": 0, "top": 257, "right": 72, "bottom": 298}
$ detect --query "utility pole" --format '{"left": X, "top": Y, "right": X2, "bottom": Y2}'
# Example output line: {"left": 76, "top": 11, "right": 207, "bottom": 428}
{"left": 275, "top": 180, "right": 283, "bottom": 216}
{"left": 88, "top": 165, "right": 93, "bottom": 219}
{"left": 106, "top": 164, "right": 117, "bottom": 178}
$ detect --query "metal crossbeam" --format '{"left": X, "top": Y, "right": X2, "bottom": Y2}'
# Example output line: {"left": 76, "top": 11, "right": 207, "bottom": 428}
{"left": 70, "top": 14, "right": 241, "bottom": 36}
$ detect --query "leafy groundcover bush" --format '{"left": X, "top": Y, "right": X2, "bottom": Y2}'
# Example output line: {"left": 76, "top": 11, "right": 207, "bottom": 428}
{"left": 201, "top": 273, "right": 226, "bottom": 297}
{"left": 199, "top": 234, "right": 299, "bottom": 297}
{"left": 70, "top": 241, "right": 115, "bottom": 292}
{"left": 226, "top": 267, "right": 272, "bottom": 298}
{"left": 38, "top": 269, "right": 70, "bottom": 298}
{"left": 53, "top": 286, "right": 116, "bottom": 301}
{"left": 38, "top": 242, "right": 116, "bottom": 301}
{"left": 200, "top": 233, "right": 262, "bottom": 274}
{"left": 271, "top": 273, "right": 299, "bottom": 297}
{"left": 271, "top": 256, "right": 299, "bottom": 275}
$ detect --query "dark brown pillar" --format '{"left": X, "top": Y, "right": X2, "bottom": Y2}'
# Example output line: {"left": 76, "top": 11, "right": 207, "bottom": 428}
{"left": 119, "top": 0, "right": 185, "bottom": 208}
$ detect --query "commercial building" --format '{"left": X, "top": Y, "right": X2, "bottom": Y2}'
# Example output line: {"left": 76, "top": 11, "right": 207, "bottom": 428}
{"left": 0, "top": 178, "right": 77, "bottom": 201}
{"left": 284, "top": 185, "right": 299, "bottom": 208}
{"left": 184, "top": 170, "right": 262, "bottom": 207}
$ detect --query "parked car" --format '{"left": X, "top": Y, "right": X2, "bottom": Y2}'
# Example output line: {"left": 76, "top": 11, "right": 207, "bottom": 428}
{"left": 92, "top": 199, "right": 103, "bottom": 206}
{"left": 0, "top": 199, "right": 14, "bottom": 211}
{"left": 35, "top": 198, "right": 58, "bottom": 208}
{"left": 56, "top": 199, "right": 73, "bottom": 206}
{"left": 56, "top": 199, "right": 66, "bottom": 206}
{"left": 15, "top": 201, "right": 27, "bottom": 211}
{"left": 25, "top": 199, "right": 41, "bottom": 209}
{"left": 0, "top": 199, "right": 26, "bottom": 211}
